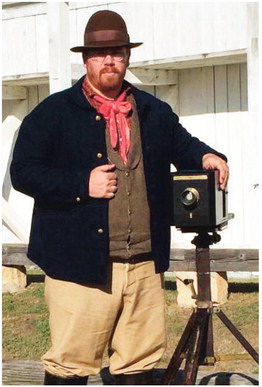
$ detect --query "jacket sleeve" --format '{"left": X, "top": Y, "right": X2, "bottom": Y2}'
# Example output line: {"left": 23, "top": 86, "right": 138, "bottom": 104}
{"left": 165, "top": 105, "right": 227, "bottom": 169}
{"left": 10, "top": 107, "right": 91, "bottom": 206}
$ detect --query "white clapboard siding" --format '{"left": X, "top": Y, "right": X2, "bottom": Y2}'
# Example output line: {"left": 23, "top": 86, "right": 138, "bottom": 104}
{"left": 2, "top": 2, "right": 249, "bottom": 76}
{"left": 35, "top": 14, "right": 49, "bottom": 73}
{"left": 170, "top": 63, "right": 258, "bottom": 249}
{"left": 3, "top": 16, "right": 37, "bottom": 75}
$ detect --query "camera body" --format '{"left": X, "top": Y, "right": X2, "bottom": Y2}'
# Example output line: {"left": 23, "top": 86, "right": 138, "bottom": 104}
{"left": 171, "top": 170, "right": 231, "bottom": 232}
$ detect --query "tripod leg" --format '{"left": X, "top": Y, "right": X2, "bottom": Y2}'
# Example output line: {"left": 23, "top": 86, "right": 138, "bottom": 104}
{"left": 184, "top": 310, "right": 208, "bottom": 385}
{"left": 206, "top": 313, "right": 214, "bottom": 359}
{"left": 162, "top": 311, "right": 198, "bottom": 385}
{"left": 216, "top": 310, "right": 259, "bottom": 363}
{"left": 199, "top": 312, "right": 214, "bottom": 365}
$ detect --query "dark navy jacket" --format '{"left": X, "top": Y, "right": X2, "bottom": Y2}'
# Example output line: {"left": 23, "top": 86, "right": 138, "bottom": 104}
{"left": 10, "top": 76, "right": 226, "bottom": 284}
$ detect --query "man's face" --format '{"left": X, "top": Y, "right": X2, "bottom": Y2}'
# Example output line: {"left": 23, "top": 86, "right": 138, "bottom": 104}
{"left": 84, "top": 46, "right": 130, "bottom": 94}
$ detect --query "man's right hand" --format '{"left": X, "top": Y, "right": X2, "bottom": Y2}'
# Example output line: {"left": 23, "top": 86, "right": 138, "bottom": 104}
{"left": 89, "top": 164, "right": 117, "bottom": 199}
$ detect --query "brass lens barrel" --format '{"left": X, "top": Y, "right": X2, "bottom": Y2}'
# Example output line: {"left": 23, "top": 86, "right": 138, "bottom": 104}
{"left": 181, "top": 187, "right": 200, "bottom": 208}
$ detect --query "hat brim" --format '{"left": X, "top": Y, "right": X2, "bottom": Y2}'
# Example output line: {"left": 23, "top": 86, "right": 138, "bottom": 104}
{"left": 70, "top": 41, "right": 143, "bottom": 52}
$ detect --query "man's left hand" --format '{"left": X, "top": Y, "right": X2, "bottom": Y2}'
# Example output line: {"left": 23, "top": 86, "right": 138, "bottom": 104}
{"left": 202, "top": 153, "right": 229, "bottom": 190}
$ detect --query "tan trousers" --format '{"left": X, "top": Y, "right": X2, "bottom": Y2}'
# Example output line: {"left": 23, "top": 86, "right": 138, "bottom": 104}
{"left": 42, "top": 261, "right": 167, "bottom": 377}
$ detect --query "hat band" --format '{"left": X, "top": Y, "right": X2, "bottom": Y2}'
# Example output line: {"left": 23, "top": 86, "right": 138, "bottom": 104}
{"left": 85, "top": 29, "right": 129, "bottom": 45}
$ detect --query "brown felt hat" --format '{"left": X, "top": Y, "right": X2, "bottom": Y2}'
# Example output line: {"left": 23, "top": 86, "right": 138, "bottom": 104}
{"left": 71, "top": 10, "right": 143, "bottom": 52}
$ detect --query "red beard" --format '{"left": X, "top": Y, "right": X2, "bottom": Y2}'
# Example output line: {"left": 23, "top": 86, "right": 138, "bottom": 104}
{"left": 99, "top": 67, "right": 124, "bottom": 91}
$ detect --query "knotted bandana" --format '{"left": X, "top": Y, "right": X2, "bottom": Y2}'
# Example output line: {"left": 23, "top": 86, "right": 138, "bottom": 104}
{"left": 82, "top": 77, "right": 132, "bottom": 164}
{"left": 93, "top": 91, "right": 132, "bottom": 164}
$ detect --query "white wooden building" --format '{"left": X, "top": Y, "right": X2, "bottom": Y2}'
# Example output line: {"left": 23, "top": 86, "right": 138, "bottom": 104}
{"left": 2, "top": 1, "right": 259, "bottom": 252}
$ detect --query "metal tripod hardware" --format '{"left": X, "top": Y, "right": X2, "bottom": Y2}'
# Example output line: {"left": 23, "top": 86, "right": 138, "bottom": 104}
{"left": 195, "top": 300, "right": 213, "bottom": 309}
{"left": 162, "top": 231, "right": 258, "bottom": 385}
{"left": 182, "top": 278, "right": 197, "bottom": 299}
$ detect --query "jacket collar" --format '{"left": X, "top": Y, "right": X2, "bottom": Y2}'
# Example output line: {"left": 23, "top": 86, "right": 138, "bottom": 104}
{"left": 129, "top": 83, "right": 151, "bottom": 123}
{"left": 70, "top": 76, "right": 94, "bottom": 110}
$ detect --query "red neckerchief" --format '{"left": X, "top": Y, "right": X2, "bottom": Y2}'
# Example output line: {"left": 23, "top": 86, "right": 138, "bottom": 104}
{"left": 82, "top": 77, "right": 132, "bottom": 164}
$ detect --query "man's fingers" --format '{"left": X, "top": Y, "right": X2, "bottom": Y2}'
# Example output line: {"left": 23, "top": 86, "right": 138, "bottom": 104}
{"left": 104, "top": 186, "right": 117, "bottom": 199}
{"left": 89, "top": 164, "right": 118, "bottom": 199}
{"left": 202, "top": 153, "right": 229, "bottom": 190}
{"left": 220, "top": 168, "right": 229, "bottom": 182}
{"left": 217, "top": 165, "right": 229, "bottom": 190}
{"left": 220, "top": 168, "right": 229, "bottom": 190}
{"left": 106, "top": 192, "right": 115, "bottom": 198}
{"left": 109, "top": 178, "right": 117, "bottom": 186}
{"left": 97, "top": 164, "right": 116, "bottom": 172}
{"left": 107, "top": 172, "right": 117, "bottom": 181}
{"left": 96, "top": 165, "right": 117, "bottom": 181}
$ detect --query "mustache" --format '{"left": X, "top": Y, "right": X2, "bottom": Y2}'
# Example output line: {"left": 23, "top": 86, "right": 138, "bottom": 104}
{"left": 100, "top": 67, "right": 119, "bottom": 75}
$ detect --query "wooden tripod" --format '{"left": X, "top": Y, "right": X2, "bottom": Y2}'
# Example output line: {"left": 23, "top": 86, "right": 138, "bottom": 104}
{"left": 162, "top": 232, "right": 259, "bottom": 385}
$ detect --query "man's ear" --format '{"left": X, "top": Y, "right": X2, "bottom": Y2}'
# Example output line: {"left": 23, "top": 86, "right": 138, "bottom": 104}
{"left": 82, "top": 51, "right": 88, "bottom": 63}
{"left": 126, "top": 48, "right": 131, "bottom": 67}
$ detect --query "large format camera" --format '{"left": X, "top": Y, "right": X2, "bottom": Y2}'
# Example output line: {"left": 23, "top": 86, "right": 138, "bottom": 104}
{"left": 171, "top": 170, "right": 233, "bottom": 232}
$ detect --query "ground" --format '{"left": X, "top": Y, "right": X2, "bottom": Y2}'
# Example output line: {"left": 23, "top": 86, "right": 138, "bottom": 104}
{"left": 2, "top": 274, "right": 259, "bottom": 376}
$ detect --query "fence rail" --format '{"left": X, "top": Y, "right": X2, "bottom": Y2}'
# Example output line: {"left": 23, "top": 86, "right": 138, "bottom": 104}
{"left": 2, "top": 244, "right": 259, "bottom": 272}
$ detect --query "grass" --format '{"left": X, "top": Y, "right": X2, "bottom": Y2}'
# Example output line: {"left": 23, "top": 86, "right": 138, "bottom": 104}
{"left": 2, "top": 273, "right": 259, "bottom": 375}
{"left": 2, "top": 282, "right": 50, "bottom": 360}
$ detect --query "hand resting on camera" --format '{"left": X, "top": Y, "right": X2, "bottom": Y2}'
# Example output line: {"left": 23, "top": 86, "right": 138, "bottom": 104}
{"left": 202, "top": 153, "right": 229, "bottom": 190}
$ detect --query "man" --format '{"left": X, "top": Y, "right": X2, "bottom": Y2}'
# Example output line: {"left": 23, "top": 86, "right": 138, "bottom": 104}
{"left": 10, "top": 10, "right": 229, "bottom": 385}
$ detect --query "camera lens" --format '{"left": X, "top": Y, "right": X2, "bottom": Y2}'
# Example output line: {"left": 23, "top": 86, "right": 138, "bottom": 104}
{"left": 181, "top": 187, "right": 199, "bottom": 208}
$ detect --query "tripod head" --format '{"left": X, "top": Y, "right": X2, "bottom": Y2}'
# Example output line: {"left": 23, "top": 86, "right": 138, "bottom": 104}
{"left": 191, "top": 230, "right": 221, "bottom": 249}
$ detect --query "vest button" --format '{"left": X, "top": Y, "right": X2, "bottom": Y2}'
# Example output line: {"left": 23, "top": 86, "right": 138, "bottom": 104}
{"left": 76, "top": 197, "right": 81, "bottom": 202}
{"left": 125, "top": 171, "right": 130, "bottom": 177}
{"left": 127, "top": 191, "right": 131, "bottom": 196}
{"left": 97, "top": 228, "right": 104, "bottom": 234}
{"left": 95, "top": 115, "right": 101, "bottom": 121}
{"left": 97, "top": 153, "right": 103, "bottom": 159}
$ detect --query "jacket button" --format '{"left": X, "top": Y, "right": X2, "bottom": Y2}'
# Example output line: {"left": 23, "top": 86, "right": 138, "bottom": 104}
{"left": 125, "top": 171, "right": 130, "bottom": 177}
{"left": 97, "top": 153, "right": 103, "bottom": 159}
{"left": 95, "top": 115, "right": 101, "bottom": 121}
{"left": 76, "top": 197, "right": 81, "bottom": 202}
{"left": 97, "top": 228, "right": 104, "bottom": 234}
